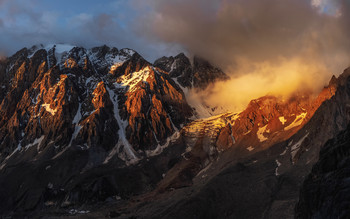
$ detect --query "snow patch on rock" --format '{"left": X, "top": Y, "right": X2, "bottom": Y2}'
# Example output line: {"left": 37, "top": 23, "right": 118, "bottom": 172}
{"left": 69, "top": 103, "right": 83, "bottom": 147}
{"left": 290, "top": 133, "right": 309, "bottom": 160}
{"left": 24, "top": 135, "right": 45, "bottom": 150}
{"left": 115, "top": 66, "right": 150, "bottom": 92}
{"left": 279, "top": 116, "right": 287, "bottom": 125}
{"left": 246, "top": 146, "right": 255, "bottom": 151}
{"left": 285, "top": 112, "right": 307, "bottom": 131}
{"left": 145, "top": 131, "right": 181, "bottom": 157}
{"left": 275, "top": 159, "right": 282, "bottom": 176}
{"left": 105, "top": 86, "right": 139, "bottom": 165}
{"left": 42, "top": 103, "right": 58, "bottom": 116}
{"left": 257, "top": 125, "right": 269, "bottom": 142}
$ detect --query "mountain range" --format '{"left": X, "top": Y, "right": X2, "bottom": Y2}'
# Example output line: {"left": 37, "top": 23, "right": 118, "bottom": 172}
{"left": 0, "top": 44, "right": 349, "bottom": 218}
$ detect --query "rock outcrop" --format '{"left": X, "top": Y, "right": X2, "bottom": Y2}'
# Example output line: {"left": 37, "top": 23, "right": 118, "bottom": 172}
{"left": 296, "top": 123, "right": 350, "bottom": 218}
{"left": 154, "top": 54, "right": 229, "bottom": 89}
{"left": 0, "top": 44, "right": 349, "bottom": 218}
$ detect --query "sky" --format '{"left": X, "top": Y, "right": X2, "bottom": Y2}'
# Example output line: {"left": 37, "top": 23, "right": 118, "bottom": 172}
{"left": 1, "top": 0, "right": 350, "bottom": 110}
{"left": 0, "top": 0, "right": 183, "bottom": 60}
{"left": 139, "top": 0, "right": 350, "bottom": 110}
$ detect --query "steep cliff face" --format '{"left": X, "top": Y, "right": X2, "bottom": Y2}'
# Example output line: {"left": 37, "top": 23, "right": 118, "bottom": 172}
{"left": 0, "top": 44, "right": 349, "bottom": 218}
{"left": 0, "top": 45, "right": 234, "bottom": 216}
{"left": 154, "top": 54, "right": 229, "bottom": 90}
{"left": 220, "top": 80, "right": 336, "bottom": 152}
{"left": 154, "top": 54, "right": 231, "bottom": 118}
{"left": 296, "top": 123, "right": 350, "bottom": 218}
{"left": 116, "top": 66, "right": 192, "bottom": 150}
{"left": 180, "top": 76, "right": 337, "bottom": 162}
{"left": 152, "top": 79, "right": 337, "bottom": 193}
{"left": 192, "top": 56, "right": 229, "bottom": 89}
{"left": 0, "top": 45, "right": 194, "bottom": 168}
{"left": 109, "top": 71, "right": 350, "bottom": 219}
{"left": 295, "top": 70, "right": 350, "bottom": 218}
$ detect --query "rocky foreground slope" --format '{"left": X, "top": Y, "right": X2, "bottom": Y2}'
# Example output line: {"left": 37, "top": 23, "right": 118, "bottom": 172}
{"left": 296, "top": 123, "right": 350, "bottom": 218}
{"left": 0, "top": 44, "right": 350, "bottom": 218}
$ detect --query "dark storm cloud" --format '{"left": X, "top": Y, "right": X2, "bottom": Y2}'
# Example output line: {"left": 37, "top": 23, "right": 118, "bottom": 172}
{"left": 141, "top": 0, "right": 350, "bottom": 72}
{"left": 137, "top": 0, "right": 350, "bottom": 110}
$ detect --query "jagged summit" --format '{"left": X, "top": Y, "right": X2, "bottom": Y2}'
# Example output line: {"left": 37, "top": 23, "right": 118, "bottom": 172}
{"left": 1, "top": 44, "right": 350, "bottom": 217}
{"left": 154, "top": 54, "right": 229, "bottom": 89}
{"left": 0, "top": 44, "right": 230, "bottom": 169}
{"left": 0, "top": 45, "right": 230, "bottom": 215}
{"left": 24, "top": 44, "right": 137, "bottom": 71}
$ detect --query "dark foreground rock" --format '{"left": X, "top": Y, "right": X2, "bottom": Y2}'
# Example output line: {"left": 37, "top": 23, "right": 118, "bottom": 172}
{"left": 296, "top": 123, "right": 350, "bottom": 218}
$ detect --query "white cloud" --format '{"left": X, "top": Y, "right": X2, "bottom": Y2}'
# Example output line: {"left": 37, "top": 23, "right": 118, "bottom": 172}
{"left": 311, "top": 0, "right": 322, "bottom": 7}
{"left": 311, "top": 0, "right": 342, "bottom": 16}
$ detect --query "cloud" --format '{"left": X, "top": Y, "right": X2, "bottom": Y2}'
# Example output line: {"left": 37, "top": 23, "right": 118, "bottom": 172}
{"left": 139, "top": 0, "right": 350, "bottom": 111}
{"left": 1, "top": 0, "right": 349, "bottom": 112}
{"left": 0, "top": 0, "right": 180, "bottom": 61}
{"left": 312, "top": 0, "right": 343, "bottom": 15}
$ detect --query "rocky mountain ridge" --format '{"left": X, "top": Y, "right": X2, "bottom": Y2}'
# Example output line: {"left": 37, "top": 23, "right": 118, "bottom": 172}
{"left": 0, "top": 44, "right": 197, "bottom": 168}
{"left": 296, "top": 123, "right": 350, "bottom": 218}
{"left": 154, "top": 54, "right": 229, "bottom": 90}
{"left": 0, "top": 44, "right": 349, "bottom": 218}
{"left": 113, "top": 68, "right": 350, "bottom": 219}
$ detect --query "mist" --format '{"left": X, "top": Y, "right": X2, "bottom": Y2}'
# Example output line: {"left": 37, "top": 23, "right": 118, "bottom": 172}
{"left": 140, "top": 0, "right": 350, "bottom": 111}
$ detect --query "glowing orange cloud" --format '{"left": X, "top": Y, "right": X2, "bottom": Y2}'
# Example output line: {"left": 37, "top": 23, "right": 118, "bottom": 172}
{"left": 189, "top": 56, "right": 332, "bottom": 112}
{"left": 138, "top": 0, "right": 350, "bottom": 111}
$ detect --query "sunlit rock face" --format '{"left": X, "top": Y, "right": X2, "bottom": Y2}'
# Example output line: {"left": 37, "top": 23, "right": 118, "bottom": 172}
{"left": 181, "top": 76, "right": 337, "bottom": 157}
{"left": 156, "top": 71, "right": 340, "bottom": 193}
{"left": 220, "top": 79, "right": 336, "bottom": 151}
{"left": 0, "top": 45, "right": 232, "bottom": 215}
{"left": 143, "top": 69, "right": 350, "bottom": 219}
{"left": 0, "top": 44, "right": 341, "bottom": 173}
{"left": 1, "top": 44, "right": 349, "bottom": 218}
{"left": 111, "top": 56, "right": 193, "bottom": 150}
{"left": 0, "top": 45, "right": 196, "bottom": 167}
